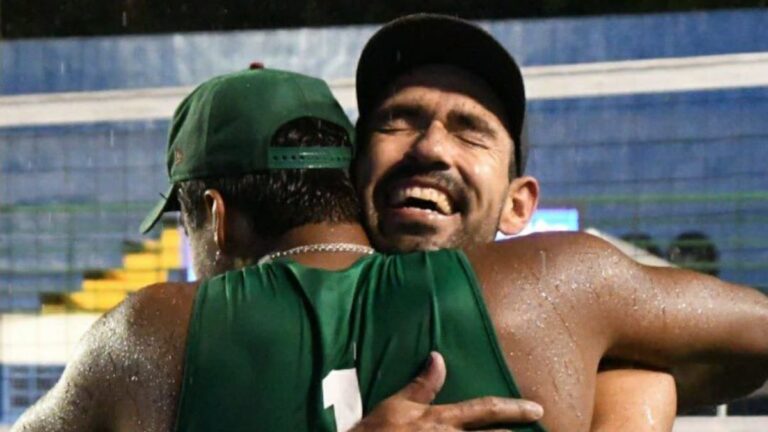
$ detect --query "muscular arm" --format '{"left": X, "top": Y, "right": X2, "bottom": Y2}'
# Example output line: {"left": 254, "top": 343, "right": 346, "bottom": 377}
{"left": 566, "top": 232, "right": 763, "bottom": 419}
{"left": 586, "top": 233, "right": 768, "bottom": 404}
{"left": 12, "top": 307, "right": 126, "bottom": 431}
{"left": 12, "top": 282, "right": 194, "bottom": 432}
{"left": 478, "top": 232, "right": 763, "bottom": 428}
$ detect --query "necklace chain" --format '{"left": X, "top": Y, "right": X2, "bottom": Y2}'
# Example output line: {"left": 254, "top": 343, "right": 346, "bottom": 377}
{"left": 258, "top": 242, "right": 375, "bottom": 265}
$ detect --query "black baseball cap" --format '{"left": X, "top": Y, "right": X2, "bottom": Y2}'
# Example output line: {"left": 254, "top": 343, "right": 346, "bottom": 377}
{"left": 356, "top": 13, "right": 528, "bottom": 175}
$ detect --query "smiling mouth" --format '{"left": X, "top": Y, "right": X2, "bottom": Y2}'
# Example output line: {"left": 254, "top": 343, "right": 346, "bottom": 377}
{"left": 388, "top": 186, "right": 456, "bottom": 216}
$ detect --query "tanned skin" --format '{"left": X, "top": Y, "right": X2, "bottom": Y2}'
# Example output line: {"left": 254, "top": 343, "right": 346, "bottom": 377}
{"left": 12, "top": 221, "right": 544, "bottom": 432}
{"left": 12, "top": 280, "right": 196, "bottom": 432}
{"left": 14, "top": 66, "right": 766, "bottom": 432}
{"left": 13, "top": 219, "right": 768, "bottom": 431}
{"left": 467, "top": 233, "right": 768, "bottom": 431}
{"left": 355, "top": 64, "right": 682, "bottom": 431}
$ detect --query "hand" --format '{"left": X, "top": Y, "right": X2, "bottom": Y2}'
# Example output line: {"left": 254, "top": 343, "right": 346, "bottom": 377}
{"left": 350, "top": 352, "right": 544, "bottom": 431}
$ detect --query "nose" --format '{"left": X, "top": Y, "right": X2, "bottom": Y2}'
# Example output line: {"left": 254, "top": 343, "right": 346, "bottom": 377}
{"left": 406, "top": 120, "right": 452, "bottom": 168}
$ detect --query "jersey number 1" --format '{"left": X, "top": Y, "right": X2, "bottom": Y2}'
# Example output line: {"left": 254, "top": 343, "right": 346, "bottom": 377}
{"left": 322, "top": 368, "right": 363, "bottom": 432}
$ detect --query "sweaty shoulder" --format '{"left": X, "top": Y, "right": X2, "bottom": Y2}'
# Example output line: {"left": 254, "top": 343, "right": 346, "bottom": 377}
{"left": 12, "top": 281, "right": 198, "bottom": 432}
{"left": 460, "top": 232, "right": 640, "bottom": 431}
{"left": 121, "top": 281, "right": 198, "bottom": 337}
{"left": 105, "top": 281, "right": 199, "bottom": 429}
{"left": 462, "top": 231, "right": 635, "bottom": 348}
{"left": 464, "top": 231, "right": 628, "bottom": 283}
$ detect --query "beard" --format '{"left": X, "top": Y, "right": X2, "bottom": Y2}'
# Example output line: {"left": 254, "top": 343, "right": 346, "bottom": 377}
{"left": 364, "top": 206, "right": 499, "bottom": 254}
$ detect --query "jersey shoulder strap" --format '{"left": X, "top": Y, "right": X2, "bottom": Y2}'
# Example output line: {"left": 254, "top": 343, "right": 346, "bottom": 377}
{"left": 358, "top": 249, "right": 546, "bottom": 432}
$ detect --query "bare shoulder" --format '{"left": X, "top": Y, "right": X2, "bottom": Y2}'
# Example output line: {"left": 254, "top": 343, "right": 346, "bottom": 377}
{"left": 12, "top": 281, "right": 198, "bottom": 432}
{"left": 119, "top": 281, "right": 198, "bottom": 335}
{"left": 463, "top": 231, "right": 638, "bottom": 346}
{"left": 87, "top": 281, "right": 198, "bottom": 366}
{"left": 465, "top": 231, "right": 632, "bottom": 281}
{"left": 460, "top": 231, "right": 629, "bottom": 330}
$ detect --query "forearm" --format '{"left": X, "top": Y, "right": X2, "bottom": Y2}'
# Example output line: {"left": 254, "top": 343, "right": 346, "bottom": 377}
{"left": 591, "top": 367, "right": 676, "bottom": 432}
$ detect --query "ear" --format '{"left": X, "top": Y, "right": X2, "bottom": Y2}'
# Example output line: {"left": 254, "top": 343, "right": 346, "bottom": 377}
{"left": 498, "top": 175, "right": 540, "bottom": 236}
{"left": 203, "top": 189, "right": 227, "bottom": 252}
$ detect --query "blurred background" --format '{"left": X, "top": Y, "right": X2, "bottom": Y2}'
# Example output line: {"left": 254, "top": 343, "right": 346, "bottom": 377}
{"left": 1, "top": 1, "right": 767, "bottom": 430}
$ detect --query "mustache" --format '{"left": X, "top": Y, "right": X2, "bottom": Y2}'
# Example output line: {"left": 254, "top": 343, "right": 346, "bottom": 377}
{"left": 377, "top": 160, "right": 467, "bottom": 208}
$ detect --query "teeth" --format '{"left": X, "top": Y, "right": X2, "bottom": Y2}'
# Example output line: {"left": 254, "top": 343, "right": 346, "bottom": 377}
{"left": 391, "top": 186, "right": 454, "bottom": 215}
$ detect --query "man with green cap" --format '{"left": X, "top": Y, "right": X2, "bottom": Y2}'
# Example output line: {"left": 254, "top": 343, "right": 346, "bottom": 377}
{"left": 14, "top": 66, "right": 768, "bottom": 432}
{"left": 14, "top": 66, "right": 544, "bottom": 432}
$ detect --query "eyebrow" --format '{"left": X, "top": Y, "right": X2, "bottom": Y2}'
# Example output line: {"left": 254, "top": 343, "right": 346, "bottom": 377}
{"left": 446, "top": 110, "right": 497, "bottom": 139}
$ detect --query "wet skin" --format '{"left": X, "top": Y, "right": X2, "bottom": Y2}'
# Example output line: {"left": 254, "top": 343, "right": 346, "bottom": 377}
{"left": 14, "top": 67, "right": 768, "bottom": 431}
{"left": 13, "top": 230, "right": 768, "bottom": 432}
{"left": 355, "top": 65, "right": 680, "bottom": 430}
{"left": 356, "top": 65, "right": 530, "bottom": 253}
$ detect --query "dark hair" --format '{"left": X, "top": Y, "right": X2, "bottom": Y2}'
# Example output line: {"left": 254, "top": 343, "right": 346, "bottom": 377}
{"left": 177, "top": 117, "right": 360, "bottom": 238}
{"left": 667, "top": 231, "right": 720, "bottom": 277}
{"left": 620, "top": 232, "right": 663, "bottom": 257}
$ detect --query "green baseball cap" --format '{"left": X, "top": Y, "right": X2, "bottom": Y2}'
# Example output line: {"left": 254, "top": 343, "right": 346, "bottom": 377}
{"left": 139, "top": 67, "right": 354, "bottom": 234}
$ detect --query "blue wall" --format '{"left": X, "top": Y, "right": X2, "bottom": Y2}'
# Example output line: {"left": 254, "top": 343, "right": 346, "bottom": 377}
{"left": 0, "top": 121, "right": 168, "bottom": 300}
{"left": 1, "top": 9, "right": 767, "bottom": 304}
{"left": 0, "top": 364, "right": 65, "bottom": 424}
{"left": 527, "top": 87, "right": 768, "bottom": 287}
{"left": 2, "top": 9, "right": 768, "bottom": 94}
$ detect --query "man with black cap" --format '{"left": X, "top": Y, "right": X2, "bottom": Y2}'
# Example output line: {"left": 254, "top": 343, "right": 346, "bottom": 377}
{"left": 350, "top": 13, "right": 746, "bottom": 431}
{"left": 14, "top": 63, "right": 768, "bottom": 432}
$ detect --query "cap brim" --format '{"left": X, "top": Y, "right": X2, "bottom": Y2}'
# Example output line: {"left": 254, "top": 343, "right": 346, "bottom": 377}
{"left": 139, "top": 185, "right": 178, "bottom": 234}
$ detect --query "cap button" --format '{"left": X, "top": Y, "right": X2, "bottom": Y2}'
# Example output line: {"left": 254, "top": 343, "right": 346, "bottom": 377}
{"left": 249, "top": 61, "right": 264, "bottom": 70}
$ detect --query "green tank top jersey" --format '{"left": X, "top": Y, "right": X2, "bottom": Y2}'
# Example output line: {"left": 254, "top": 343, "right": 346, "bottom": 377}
{"left": 175, "top": 250, "right": 546, "bottom": 432}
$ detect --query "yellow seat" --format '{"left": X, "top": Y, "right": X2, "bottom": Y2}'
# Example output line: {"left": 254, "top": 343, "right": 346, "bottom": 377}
{"left": 81, "top": 274, "right": 167, "bottom": 292}
{"left": 60, "top": 227, "right": 184, "bottom": 313}
{"left": 67, "top": 290, "right": 132, "bottom": 312}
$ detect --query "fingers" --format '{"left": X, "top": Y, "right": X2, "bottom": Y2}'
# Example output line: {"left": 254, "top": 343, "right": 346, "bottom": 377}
{"left": 434, "top": 396, "right": 544, "bottom": 428}
{"left": 368, "top": 352, "right": 543, "bottom": 431}
{"left": 392, "top": 351, "right": 447, "bottom": 404}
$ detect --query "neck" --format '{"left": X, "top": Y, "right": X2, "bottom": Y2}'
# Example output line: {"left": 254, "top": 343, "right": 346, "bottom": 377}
{"left": 270, "top": 222, "right": 371, "bottom": 253}
{"left": 262, "top": 222, "right": 374, "bottom": 269}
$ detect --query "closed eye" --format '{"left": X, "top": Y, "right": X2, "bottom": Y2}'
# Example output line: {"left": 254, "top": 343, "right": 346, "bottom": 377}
{"left": 449, "top": 110, "right": 496, "bottom": 134}
{"left": 375, "top": 119, "right": 414, "bottom": 134}
{"left": 446, "top": 111, "right": 497, "bottom": 149}
{"left": 371, "top": 105, "right": 427, "bottom": 133}
{"left": 455, "top": 132, "right": 489, "bottom": 148}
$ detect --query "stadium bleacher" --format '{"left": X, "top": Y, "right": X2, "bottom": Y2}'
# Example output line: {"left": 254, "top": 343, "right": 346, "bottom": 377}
{"left": 0, "top": 122, "right": 170, "bottom": 310}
